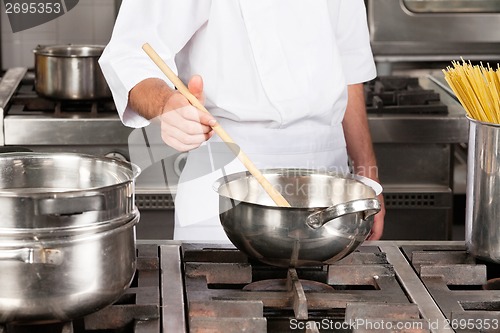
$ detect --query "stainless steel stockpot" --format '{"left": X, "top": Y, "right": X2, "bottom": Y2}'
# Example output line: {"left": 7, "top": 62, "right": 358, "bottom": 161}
{"left": 214, "top": 169, "right": 381, "bottom": 268}
{"left": 466, "top": 118, "right": 500, "bottom": 263}
{"left": 0, "top": 152, "right": 141, "bottom": 323}
{"left": 0, "top": 152, "right": 140, "bottom": 229}
{"left": 0, "top": 211, "right": 139, "bottom": 323}
{"left": 33, "top": 44, "right": 111, "bottom": 100}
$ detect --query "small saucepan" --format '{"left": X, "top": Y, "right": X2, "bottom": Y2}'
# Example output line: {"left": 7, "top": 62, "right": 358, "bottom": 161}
{"left": 33, "top": 44, "right": 111, "bottom": 100}
{"left": 214, "top": 169, "right": 382, "bottom": 268}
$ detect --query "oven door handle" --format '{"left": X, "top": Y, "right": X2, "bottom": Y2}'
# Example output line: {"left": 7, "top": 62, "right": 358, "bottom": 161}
{"left": 402, "top": 0, "right": 500, "bottom": 13}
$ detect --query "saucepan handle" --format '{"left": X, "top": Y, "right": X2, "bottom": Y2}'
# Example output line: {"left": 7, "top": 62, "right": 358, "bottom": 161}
{"left": 0, "top": 248, "right": 63, "bottom": 265}
{"left": 306, "top": 198, "right": 381, "bottom": 229}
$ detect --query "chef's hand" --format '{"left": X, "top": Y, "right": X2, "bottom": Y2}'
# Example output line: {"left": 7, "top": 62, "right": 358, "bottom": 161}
{"left": 367, "top": 193, "right": 385, "bottom": 240}
{"left": 160, "top": 75, "right": 216, "bottom": 152}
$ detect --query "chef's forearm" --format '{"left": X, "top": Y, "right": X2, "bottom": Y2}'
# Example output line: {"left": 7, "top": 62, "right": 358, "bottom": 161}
{"left": 128, "top": 78, "right": 173, "bottom": 120}
{"left": 342, "top": 84, "right": 379, "bottom": 179}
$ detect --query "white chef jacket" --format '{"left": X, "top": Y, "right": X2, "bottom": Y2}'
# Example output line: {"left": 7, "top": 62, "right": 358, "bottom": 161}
{"left": 99, "top": 0, "right": 377, "bottom": 242}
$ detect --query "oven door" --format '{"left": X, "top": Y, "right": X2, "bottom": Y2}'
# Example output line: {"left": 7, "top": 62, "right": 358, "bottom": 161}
{"left": 368, "top": 0, "right": 500, "bottom": 61}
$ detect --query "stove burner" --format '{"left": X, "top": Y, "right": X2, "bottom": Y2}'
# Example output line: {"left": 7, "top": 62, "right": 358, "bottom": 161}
{"left": 181, "top": 244, "right": 424, "bottom": 332}
{"left": 7, "top": 95, "right": 116, "bottom": 116}
{"left": 403, "top": 244, "right": 500, "bottom": 330}
{"left": 243, "top": 278, "right": 334, "bottom": 292}
{"left": 6, "top": 73, "right": 116, "bottom": 117}
{"left": 365, "top": 76, "right": 449, "bottom": 115}
{"left": 242, "top": 269, "right": 335, "bottom": 320}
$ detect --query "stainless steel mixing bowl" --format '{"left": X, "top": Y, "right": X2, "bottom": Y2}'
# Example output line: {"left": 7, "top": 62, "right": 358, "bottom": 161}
{"left": 214, "top": 169, "right": 381, "bottom": 267}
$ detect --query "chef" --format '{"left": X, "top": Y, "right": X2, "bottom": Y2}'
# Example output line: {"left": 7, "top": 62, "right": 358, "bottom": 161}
{"left": 99, "top": 0, "right": 385, "bottom": 242}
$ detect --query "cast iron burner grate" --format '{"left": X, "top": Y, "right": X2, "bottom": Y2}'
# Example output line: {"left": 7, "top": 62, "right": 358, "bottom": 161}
{"left": 0, "top": 244, "right": 160, "bottom": 333}
{"left": 181, "top": 244, "right": 429, "bottom": 333}
{"left": 364, "top": 76, "right": 449, "bottom": 115}
{"left": 5, "top": 73, "right": 116, "bottom": 117}
{"left": 402, "top": 244, "right": 500, "bottom": 333}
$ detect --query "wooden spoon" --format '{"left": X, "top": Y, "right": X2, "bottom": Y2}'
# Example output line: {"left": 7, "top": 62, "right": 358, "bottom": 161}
{"left": 142, "top": 43, "right": 291, "bottom": 207}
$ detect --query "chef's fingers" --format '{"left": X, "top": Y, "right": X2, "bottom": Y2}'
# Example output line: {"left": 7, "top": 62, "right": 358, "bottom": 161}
{"left": 367, "top": 198, "right": 385, "bottom": 240}
{"left": 160, "top": 106, "right": 214, "bottom": 151}
{"left": 172, "top": 106, "right": 216, "bottom": 132}
{"left": 172, "top": 117, "right": 212, "bottom": 135}
{"left": 188, "top": 75, "right": 205, "bottom": 105}
{"left": 161, "top": 127, "right": 214, "bottom": 152}
{"left": 163, "top": 92, "right": 216, "bottom": 127}
{"left": 367, "top": 217, "right": 383, "bottom": 240}
{"left": 193, "top": 109, "right": 217, "bottom": 128}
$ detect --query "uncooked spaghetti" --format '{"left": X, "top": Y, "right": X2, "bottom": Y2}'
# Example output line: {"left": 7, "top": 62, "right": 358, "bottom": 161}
{"left": 443, "top": 59, "right": 500, "bottom": 124}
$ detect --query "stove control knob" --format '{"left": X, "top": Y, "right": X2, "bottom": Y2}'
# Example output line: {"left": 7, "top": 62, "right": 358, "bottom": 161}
{"left": 105, "top": 152, "right": 128, "bottom": 162}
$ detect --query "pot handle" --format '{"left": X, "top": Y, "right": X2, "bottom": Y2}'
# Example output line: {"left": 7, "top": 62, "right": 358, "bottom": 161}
{"left": 306, "top": 198, "right": 381, "bottom": 229}
{"left": 0, "top": 248, "right": 63, "bottom": 265}
{"left": 36, "top": 195, "right": 106, "bottom": 216}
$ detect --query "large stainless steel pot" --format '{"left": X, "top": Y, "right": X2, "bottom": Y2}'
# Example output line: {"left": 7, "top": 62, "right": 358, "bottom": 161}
{"left": 214, "top": 169, "right": 381, "bottom": 267}
{"left": 33, "top": 44, "right": 111, "bottom": 100}
{"left": 0, "top": 152, "right": 141, "bottom": 322}
{"left": 466, "top": 118, "right": 500, "bottom": 263}
{"left": 0, "top": 211, "right": 139, "bottom": 323}
{"left": 0, "top": 152, "right": 140, "bottom": 229}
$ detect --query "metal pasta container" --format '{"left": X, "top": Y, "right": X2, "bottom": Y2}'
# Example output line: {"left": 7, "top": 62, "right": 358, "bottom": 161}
{"left": 466, "top": 118, "right": 500, "bottom": 263}
{"left": 33, "top": 44, "right": 111, "bottom": 100}
{"left": 214, "top": 169, "right": 382, "bottom": 268}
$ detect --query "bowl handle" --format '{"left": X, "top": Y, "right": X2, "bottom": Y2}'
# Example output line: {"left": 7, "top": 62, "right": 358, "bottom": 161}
{"left": 305, "top": 198, "right": 381, "bottom": 229}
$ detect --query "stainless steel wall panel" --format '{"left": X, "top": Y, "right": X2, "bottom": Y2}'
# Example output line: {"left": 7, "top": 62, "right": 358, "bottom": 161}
{"left": 368, "top": 0, "right": 500, "bottom": 60}
{"left": 374, "top": 143, "right": 452, "bottom": 186}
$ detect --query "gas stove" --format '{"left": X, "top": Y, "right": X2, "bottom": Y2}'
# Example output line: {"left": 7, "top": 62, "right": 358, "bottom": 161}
{"left": 0, "top": 67, "right": 131, "bottom": 150}
{"left": 7, "top": 72, "right": 116, "bottom": 117}
{"left": 174, "top": 241, "right": 500, "bottom": 333}
{"left": 402, "top": 244, "right": 500, "bottom": 330}
{"left": 179, "top": 243, "right": 418, "bottom": 332}
{"left": 2, "top": 240, "right": 499, "bottom": 332}
{"left": 169, "top": 241, "right": 500, "bottom": 332}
